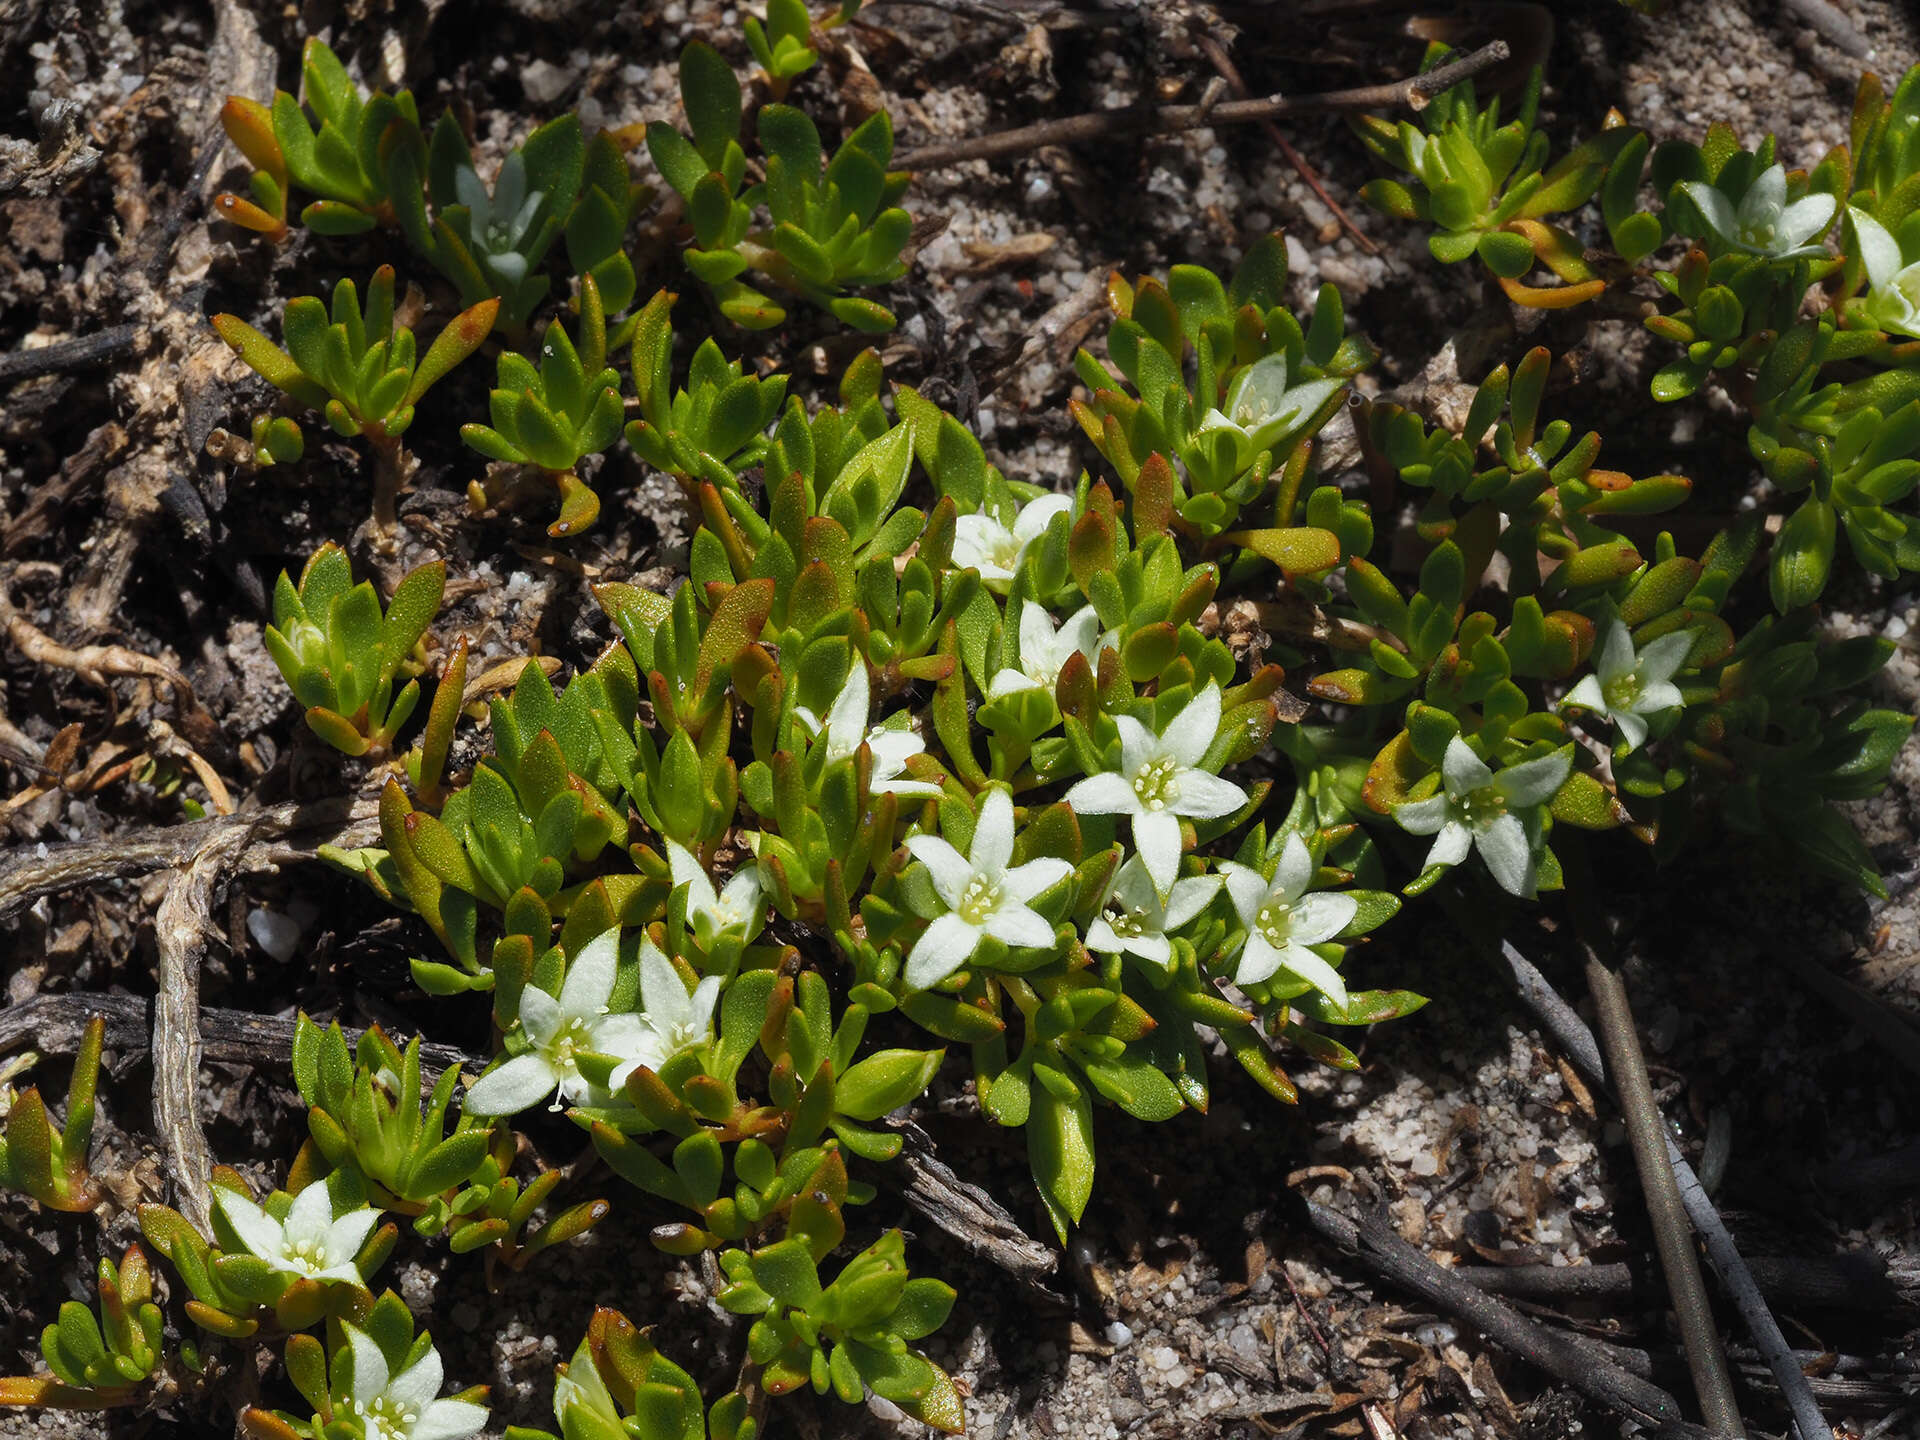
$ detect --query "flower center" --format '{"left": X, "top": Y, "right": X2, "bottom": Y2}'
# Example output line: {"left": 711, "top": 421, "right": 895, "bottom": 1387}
{"left": 549, "top": 1016, "right": 595, "bottom": 1070}
{"left": 1602, "top": 668, "right": 1642, "bottom": 711}
{"left": 1255, "top": 898, "right": 1293, "bottom": 947}
{"left": 982, "top": 529, "right": 1020, "bottom": 573}
{"left": 282, "top": 1236, "right": 331, "bottom": 1273}
{"left": 352, "top": 1395, "right": 419, "bottom": 1440}
{"left": 1742, "top": 221, "right": 1775, "bottom": 247}
{"left": 957, "top": 874, "right": 1003, "bottom": 925}
{"left": 1102, "top": 903, "right": 1148, "bottom": 939}
{"left": 1461, "top": 783, "right": 1507, "bottom": 827}
{"left": 1132, "top": 756, "right": 1180, "bottom": 812}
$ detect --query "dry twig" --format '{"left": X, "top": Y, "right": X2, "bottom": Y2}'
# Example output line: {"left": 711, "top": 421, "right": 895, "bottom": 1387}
{"left": 153, "top": 821, "right": 255, "bottom": 1235}
{"left": 1301, "top": 1199, "right": 1704, "bottom": 1435}
{"left": 894, "top": 40, "right": 1509, "bottom": 170}
{"left": 0, "top": 992, "right": 476, "bottom": 1082}
{"left": 1497, "top": 940, "right": 1832, "bottom": 1440}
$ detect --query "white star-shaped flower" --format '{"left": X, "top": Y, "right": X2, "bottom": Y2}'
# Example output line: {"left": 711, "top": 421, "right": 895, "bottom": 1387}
{"left": 1847, "top": 206, "right": 1920, "bottom": 339}
{"left": 1085, "top": 852, "right": 1220, "bottom": 969}
{"left": 1061, "top": 685, "right": 1249, "bottom": 898}
{"left": 793, "top": 661, "right": 941, "bottom": 797}
{"left": 1193, "top": 354, "right": 1345, "bottom": 467}
{"left": 463, "top": 929, "right": 653, "bottom": 1115}
{"left": 951, "top": 494, "right": 1071, "bottom": 588}
{"left": 1394, "top": 737, "right": 1572, "bottom": 899}
{"left": 607, "top": 938, "right": 722, "bottom": 1091}
{"left": 214, "top": 1182, "right": 379, "bottom": 1286}
{"left": 666, "top": 839, "right": 766, "bottom": 946}
{"left": 902, "top": 788, "right": 1073, "bottom": 990}
{"left": 1681, "top": 164, "right": 1835, "bottom": 260}
{"left": 1220, "top": 834, "right": 1358, "bottom": 1006}
{"left": 341, "top": 1322, "right": 489, "bottom": 1440}
{"left": 987, "top": 602, "right": 1108, "bottom": 700}
{"left": 1561, "top": 619, "right": 1692, "bottom": 751}
{"left": 454, "top": 152, "right": 545, "bottom": 286}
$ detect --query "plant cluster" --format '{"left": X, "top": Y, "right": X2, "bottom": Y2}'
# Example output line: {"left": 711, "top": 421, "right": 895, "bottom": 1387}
{"left": 213, "top": 33, "right": 910, "bottom": 538}
{"left": 10, "top": 20, "right": 1920, "bottom": 1440}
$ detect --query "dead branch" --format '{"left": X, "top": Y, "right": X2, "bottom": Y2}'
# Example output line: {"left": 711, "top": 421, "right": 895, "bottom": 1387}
{"left": 1497, "top": 940, "right": 1833, "bottom": 1440}
{"left": 0, "top": 793, "right": 380, "bottom": 920}
{"left": 893, "top": 40, "right": 1509, "bottom": 171}
{"left": 153, "top": 822, "right": 256, "bottom": 1235}
{"left": 884, "top": 1120, "right": 1064, "bottom": 1299}
{"left": 1302, "top": 1199, "right": 1705, "bottom": 1436}
{"left": 0, "top": 992, "right": 477, "bottom": 1085}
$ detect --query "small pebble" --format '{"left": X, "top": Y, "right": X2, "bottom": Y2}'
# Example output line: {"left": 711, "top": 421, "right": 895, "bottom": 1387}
{"left": 246, "top": 906, "right": 302, "bottom": 963}
{"left": 1105, "top": 1320, "right": 1133, "bottom": 1348}
{"left": 866, "top": 1393, "right": 905, "bottom": 1423}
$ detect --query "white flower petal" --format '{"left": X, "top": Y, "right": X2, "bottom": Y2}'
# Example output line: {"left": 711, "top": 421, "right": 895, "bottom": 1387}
{"left": 1680, "top": 181, "right": 1739, "bottom": 246}
{"left": 1274, "top": 833, "right": 1314, "bottom": 903}
{"left": 1124, "top": 933, "right": 1174, "bottom": 967}
{"left": 1425, "top": 820, "right": 1474, "bottom": 869}
{"left": 1274, "top": 941, "right": 1349, "bottom": 1011}
{"left": 1220, "top": 862, "right": 1270, "bottom": 928}
{"left": 412, "top": 1400, "right": 491, "bottom": 1440}
{"left": 1055, "top": 605, "right": 1102, "bottom": 663}
{"left": 824, "top": 663, "right": 871, "bottom": 754}
{"left": 386, "top": 1347, "right": 445, "bottom": 1416}
{"left": 1017, "top": 601, "right": 1056, "bottom": 671}
{"left": 1634, "top": 679, "right": 1682, "bottom": 715}
{"left": 639, "top": 943, "right": 693, "bottom": 1036}
{"left": 453, "top": 165, "right": 488, "bottom": 217}
{"left": 1163, "top": 686, "right": 1223, "bottom": 768}
{"left": 971, "top": 788, "right": 1016, "bottom": 874}
{"left": 1394, "top": 794, "right": 1455, "bottom": 836}
{"left": 1289, "top": 891, "right": 1360, "bottom": 947}
{"left": 1614, "top": 709, "right": 1649, "bottom": 751}
{"left": 1850, "top": 206, "right": 1905, "bottom": 291}
{"left": 322, "top": 1206, "right": 380, "bottom": 1266}
{"left": 1012, "top": 494, "right": 1071, "bottom": 546}
{"left": 904, "top": 913, "right": 983, "bottom": 990}
{"left": 281, "top": 1178, "right": 335, "bottom": 1248}
{"left": 1085, "top": 917, "right": 1124, "bottom": 954}
{"left": 1475, "top": 812, "right": 1536, "bottom": 897}
{"left": 1172, "top": 769, "right": 1249, "bottom": 821}
{"left": 1063, "top": 771, "right": 1142, "bottom": 816}
{"left": 344, "top": 1323, "right": 390, "bottom": 1407}
{"left": 988, "top": 667, "right": 1040, "bottom": 699}
{"left": 1595, "top": 619, "right": 1634, "bottom": 683}
{"left": 517, "top": 982, "right": 562, "bottom": 1047}
{"left": 486, "top": 251, "right": 529, "bottom": 285}
{"left": 1440, "top": 736, "right": 1493, "bottom": 797}
{"left": 494, "top": 152, "right": 528, "bottom": 220}
{"left": 1778, "top": 191, "right": 1836, "bottom": 249}
{"left": 982, "top": 902, "right": 1056, "bottom": 951}
{"left": 1233, "top": 933, "right": 1283, "bottom": 986}
{"left": 1113, "top": 716, "right": 1156, "bottom": 779}
{"left": 666, "top": 840, "right": 719, "bottom": 917}
{"left": 865, "top": 726, "right": 927, "bottom": 774}
{"left": 1163, "top": 873, "right": 1223, "bottom": 930}
{"left": 1562, "top": 675, "right": 1607, "bottom": 715}
{"left": 464, "top": 1054, "right": 559, "bottom": 1115}
{"left": 215, "top": 1188, "right": 285, "bottom": 1263}
{"left": 1636, "top": 631, "right": 1696, "bottom": 685}
{"left": 558, "top": 929, "right": 620, "bottom": 1018}
{"left": 1003, "top": 855, "right": 1073, "bottom": 902}
{"left": 904, "top": 833, "right": 972, "bottom": 909}
{"left": 1493, "top": 749, "right": 1572, "bottom": 809}
{"left": 1740, "top": 164, "right": 1786, "bottom": 229}
{"left": 1134, "top": 811, "right": 1184, "bottom": 897}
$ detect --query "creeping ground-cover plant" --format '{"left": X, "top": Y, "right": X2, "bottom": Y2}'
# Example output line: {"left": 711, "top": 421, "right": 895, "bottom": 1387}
{"left": 10, "top": 15, "right": 1920, "bottom": 1440}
